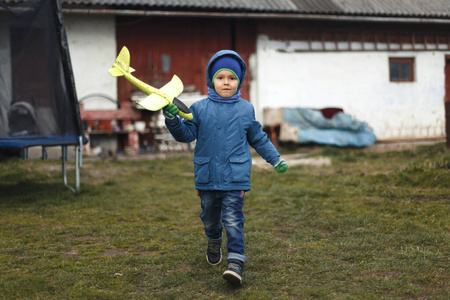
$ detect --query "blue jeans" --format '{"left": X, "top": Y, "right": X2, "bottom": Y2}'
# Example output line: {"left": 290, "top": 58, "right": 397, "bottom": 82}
{"left": 199, "top": 190, "right": 247, "bottom": 263}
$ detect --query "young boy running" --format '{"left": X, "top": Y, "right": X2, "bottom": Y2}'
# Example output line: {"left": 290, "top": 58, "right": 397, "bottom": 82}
{"left": 162, "top": 50, "right": 288, "bottom": 286}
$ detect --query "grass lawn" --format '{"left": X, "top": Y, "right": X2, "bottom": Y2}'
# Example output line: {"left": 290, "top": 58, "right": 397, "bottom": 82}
{"left": 0, "top": 143, "right": 449, "bottom": 299}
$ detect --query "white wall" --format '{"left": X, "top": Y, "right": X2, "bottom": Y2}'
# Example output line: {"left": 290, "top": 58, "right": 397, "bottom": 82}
{"left": 254, "top": 35, "right": 448, "bottom": 140}
{"left": 64, "top": 14, "right": 118, "bottom": 110}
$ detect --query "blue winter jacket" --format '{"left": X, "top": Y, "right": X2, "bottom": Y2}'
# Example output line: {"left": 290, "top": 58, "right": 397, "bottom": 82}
{"left": 165, "top": 50, "right": 280, "bottom": 191}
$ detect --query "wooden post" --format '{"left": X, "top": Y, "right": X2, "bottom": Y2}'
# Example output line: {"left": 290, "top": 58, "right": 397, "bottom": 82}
{"left": 446, "top": 102, "right": 450, "bottom": 149}
{"left": 445, "top": 56, "right": 450, "bottom": 148}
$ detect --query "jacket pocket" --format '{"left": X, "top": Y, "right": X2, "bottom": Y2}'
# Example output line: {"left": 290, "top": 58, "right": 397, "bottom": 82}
{"left": 229, "top": 156, "right": 251, "bottom": 183}
{"left": 193, "top": 156, "right": 211, "bottom": 184}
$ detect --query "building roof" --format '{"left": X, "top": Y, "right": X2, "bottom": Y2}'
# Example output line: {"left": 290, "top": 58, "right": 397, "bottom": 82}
{"left": 4, "top": 0, "right": 450, "bottom": 19}
{"left": 292, "top": 0, "right": 450, "bottom": 18}
{"left": 61, "top": 0, "right": 299, "bottom": 13}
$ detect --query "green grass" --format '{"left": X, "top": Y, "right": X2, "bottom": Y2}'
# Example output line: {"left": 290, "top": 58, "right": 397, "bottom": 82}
{"left": 0, "top": 143, "right": 449, "bottom": 299}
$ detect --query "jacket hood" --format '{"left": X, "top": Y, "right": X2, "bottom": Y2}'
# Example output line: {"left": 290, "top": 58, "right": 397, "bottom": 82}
{"left": 206, "top": 50, "right": 247, "bottom": 91}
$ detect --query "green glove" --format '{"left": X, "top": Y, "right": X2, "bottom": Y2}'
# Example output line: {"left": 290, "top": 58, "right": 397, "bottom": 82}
{"left": 272, "top": 158, "right": 288, "bottom": 173}
{"left": 162, "top": 103, "right": 179, "bottom": 120}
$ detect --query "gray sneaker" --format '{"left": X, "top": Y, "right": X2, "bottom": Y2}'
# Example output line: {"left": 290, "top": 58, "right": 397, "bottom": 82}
{"left": 206, "top": 240, "right": 222, "bottom": 265}
{"left": 222, "top": 259, "right": 244, "bottom": 286}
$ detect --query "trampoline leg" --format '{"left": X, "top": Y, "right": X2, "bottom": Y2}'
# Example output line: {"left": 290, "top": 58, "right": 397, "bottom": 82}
{"left": 58, "top": 136, "right": 84, "bottom": 194}
{"left": 79, "top": 136, "right": 83, "bottom": 168}
{"left": 42, "top": 147, "right": 48, "bottom": 160}
{"left": 62, "top": 145, "right": 69, "bottom": 189}
{"left": 63, "top": 146, "right": 68, "bottom": 162}
{"left": 75, "top": 143, "right": 81, "bottom": 193}
{"left": 61, "top": 138, "right": 83, "bottom": 194}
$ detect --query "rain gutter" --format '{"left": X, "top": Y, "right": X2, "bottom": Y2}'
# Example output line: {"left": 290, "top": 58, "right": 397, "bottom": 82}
{"left": 62, "top": 8, "right": 450, "bottom": 24}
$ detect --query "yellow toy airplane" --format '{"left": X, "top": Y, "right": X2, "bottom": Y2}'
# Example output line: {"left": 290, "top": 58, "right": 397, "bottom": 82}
{"left": 108, "top": 46, "right": 193, "bottom": 121}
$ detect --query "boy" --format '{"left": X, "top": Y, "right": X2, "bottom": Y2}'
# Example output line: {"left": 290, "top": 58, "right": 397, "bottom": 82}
{"left": 162, "top": 50, "right": 288, "bottom": 286}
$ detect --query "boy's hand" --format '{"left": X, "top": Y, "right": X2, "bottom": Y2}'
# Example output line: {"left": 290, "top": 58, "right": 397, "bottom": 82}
{"left": 162, "top": 103, "right": 179, "bottom": 120}
{"left": 272, "top": 158, "right": 288, "bottom": 173}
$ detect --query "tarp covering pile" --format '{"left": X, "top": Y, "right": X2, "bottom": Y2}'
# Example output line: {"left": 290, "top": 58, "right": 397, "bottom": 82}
{"left": 280, "top": 108, "right": 376, "bottom": 147}
{"left": 0, "top": 0, "right": 84, "bottom": 150}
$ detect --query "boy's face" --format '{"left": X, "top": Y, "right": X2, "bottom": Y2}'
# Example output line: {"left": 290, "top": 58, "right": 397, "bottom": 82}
{"left": 213, "top": 70, "right": 239, "bottom": 98}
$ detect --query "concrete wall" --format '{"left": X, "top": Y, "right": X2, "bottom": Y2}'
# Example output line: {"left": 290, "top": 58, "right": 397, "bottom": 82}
{"left": 64, "top": 14, "right": 118, "bottom": 111}
{"left": 254, "top": 35, "right": 448, "bottom": 140}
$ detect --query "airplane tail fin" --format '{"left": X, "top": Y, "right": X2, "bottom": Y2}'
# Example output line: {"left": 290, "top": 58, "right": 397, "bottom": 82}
{"left": 108, "top": 46, "right": 135, "bottom": 77}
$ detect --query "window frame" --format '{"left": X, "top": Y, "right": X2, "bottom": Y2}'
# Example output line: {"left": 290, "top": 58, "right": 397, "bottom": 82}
{"left": 389, "top": 57, "right": 415, "bottom": 82}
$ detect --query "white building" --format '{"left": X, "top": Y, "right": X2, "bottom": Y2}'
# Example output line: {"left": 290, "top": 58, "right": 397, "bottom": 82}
{"left": 60, "top": 0, "right": 450, "bottom": 146}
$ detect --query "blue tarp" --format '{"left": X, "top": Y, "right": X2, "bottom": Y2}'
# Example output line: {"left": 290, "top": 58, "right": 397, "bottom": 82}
{"left": 283, "top": 108, "right": 376, "bottom": 148}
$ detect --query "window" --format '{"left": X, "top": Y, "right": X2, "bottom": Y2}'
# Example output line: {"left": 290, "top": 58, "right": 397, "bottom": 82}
{"left": 389, "top": 57, "right": 414, "bottom": 82}
{"left": 161, "top": 54, "right": 171, "bottom": 73}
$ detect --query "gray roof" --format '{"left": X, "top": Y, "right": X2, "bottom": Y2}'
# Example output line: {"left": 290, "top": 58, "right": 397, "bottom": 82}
{"left": 292, "top": 0, "right": 450, "bottom": 18}
{"left": 5, "top": 0, "right": 450, "bottom": 18}
{"left": 62, "top": 0, "right": 299, "bottom": 12}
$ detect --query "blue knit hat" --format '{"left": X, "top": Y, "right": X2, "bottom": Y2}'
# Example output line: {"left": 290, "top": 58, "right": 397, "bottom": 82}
{"left": 209, "top": 55, "right": 243, "bottom": 86}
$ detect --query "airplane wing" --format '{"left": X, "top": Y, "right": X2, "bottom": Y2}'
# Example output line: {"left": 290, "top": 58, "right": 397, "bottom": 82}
{"left": 137, "top": 75, "right": 184, "bottom": 111}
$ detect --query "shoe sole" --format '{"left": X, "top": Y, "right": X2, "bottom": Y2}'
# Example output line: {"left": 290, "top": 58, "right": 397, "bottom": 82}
{"left": 222, "top": 270, "right": 242, "bottom": 286}
{"left": 206, "top": 250, "right": 222, "bottom": 265}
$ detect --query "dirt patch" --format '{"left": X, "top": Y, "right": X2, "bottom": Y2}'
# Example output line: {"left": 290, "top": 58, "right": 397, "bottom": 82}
{"left": 252, "top": 154, "right": 331, "bottom": 170}
{"left": 33, "top": 162, "right": 128, "bottom": 185}
{"left": 61, "top": 249, "right": 79, "bottom": 257}
{"left": 364, "top": 139, "right": 445, "bottom": 153}
{"left": 103, "top": 248, "right": 130, "bottom": 257}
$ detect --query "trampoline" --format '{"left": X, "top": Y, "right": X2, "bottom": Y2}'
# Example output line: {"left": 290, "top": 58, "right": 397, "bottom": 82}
{"left": 0, "top": 0, "right": 87, "bottom": 193}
